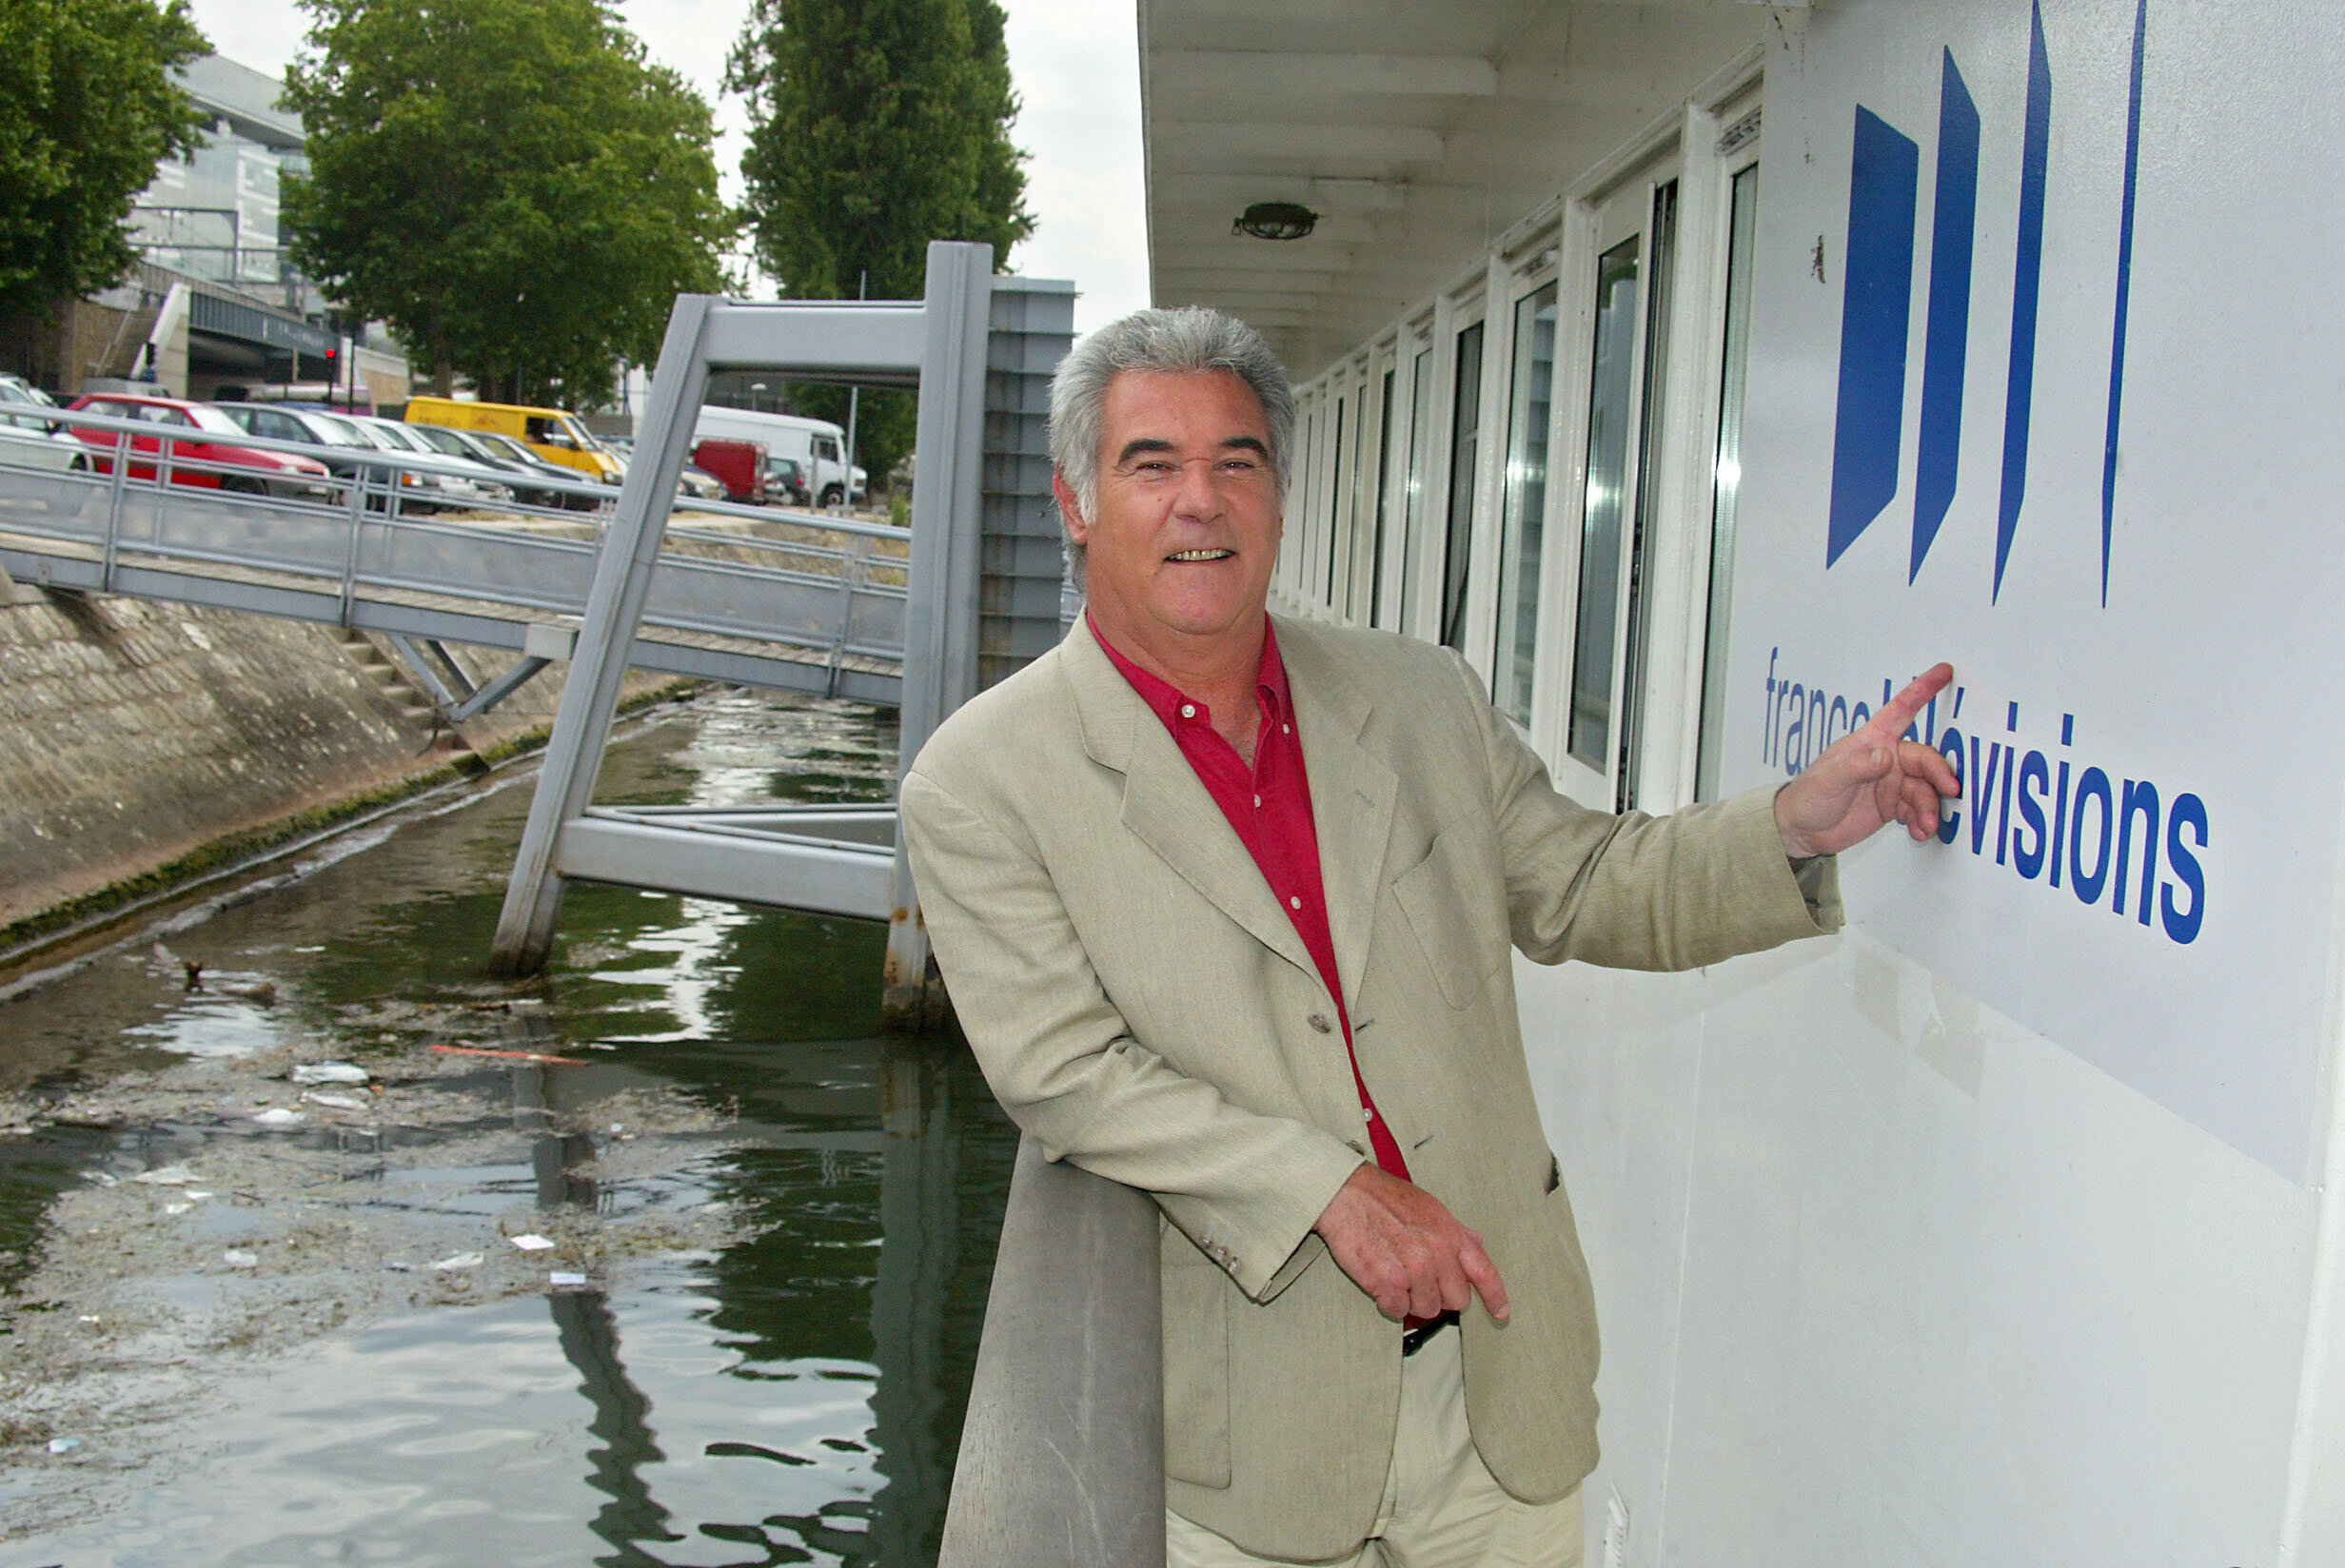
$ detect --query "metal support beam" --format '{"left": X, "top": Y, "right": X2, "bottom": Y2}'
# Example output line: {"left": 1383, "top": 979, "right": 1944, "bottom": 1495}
{"left": 381, "top": 632, "right": 462, "bottom": 713}
{"left": 448, "top": 656, "right": 551, "bottom": 723}
{"left": 883, "top": 241, "right": 995, "bottom": 1025}
{"left": 556, "top": 812, "right": 894, "bottom": 922}
{"left": 490, "top": 294, "right": 718, "bottom": 975}
{"left": 699, "top": 302, "right": 929, "bottom": 385}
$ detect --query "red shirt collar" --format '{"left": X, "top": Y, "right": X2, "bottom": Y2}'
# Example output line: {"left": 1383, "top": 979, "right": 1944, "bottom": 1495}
{"left": 1086, "top": 612, "right": 1290, "bottom": 733}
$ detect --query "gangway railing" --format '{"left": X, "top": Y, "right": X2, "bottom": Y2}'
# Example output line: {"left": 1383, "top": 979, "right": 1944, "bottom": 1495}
{"left": 0, "top": 403, "right": 909, "bottom": 706}
{"left": 937, "top": 1140, "right": 1166, "bottom": 1568}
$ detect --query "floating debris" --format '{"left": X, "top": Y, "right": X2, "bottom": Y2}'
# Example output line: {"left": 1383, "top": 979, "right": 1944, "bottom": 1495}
{"left": 249, "top": 1108, "right": 305, "bottom": 1128}
{"left": 129, "top": 1165, "right": 200, "bottom": 1186}
{"left": 548, "top": 1271, "right": 588, "bottom": 1288}
{"left": 301, "top": 1092, "right": 366, "bottom": 1110}
{"left": 218, "top": 981, "right": 276, "bottom": 1007}
{"left": 290, "top": 1063, "right": 368, "bottom": 1086}
{"left": 508, "top": 1234, "right": 555, "bottom": 1252}
{"left": 431, "top": 1043, "right": 582, "bottom": 1066}
{"left": 222, "top": 1250, "right": 258, "bottom": 1268}
{"left": 46, "top": 1438, "right": 81, "bottom": 1455}
{"left": 429, "top": 1252, "right": 483, "bottom": 1271}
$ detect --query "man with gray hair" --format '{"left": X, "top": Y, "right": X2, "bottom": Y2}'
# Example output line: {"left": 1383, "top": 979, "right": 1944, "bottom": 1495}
{"left": 901, "top": 306, "right": 1956, "bottom": 1565}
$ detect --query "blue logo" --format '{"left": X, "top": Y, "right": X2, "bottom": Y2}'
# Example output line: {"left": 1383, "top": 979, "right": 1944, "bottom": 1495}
{"left": 1824, "top": 0, "right": 2148, "bottom": 606}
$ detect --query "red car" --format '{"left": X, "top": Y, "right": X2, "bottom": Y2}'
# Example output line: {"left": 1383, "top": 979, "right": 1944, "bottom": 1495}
{"left": 66, "top": 393, "right": 334, "bottom": 500}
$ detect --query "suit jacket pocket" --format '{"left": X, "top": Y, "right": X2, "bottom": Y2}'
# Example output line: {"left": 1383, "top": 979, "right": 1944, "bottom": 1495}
{"left": 1161, "top": 1237, "right": 1232, "bottom": 1488}
{"left": 1393, "top": 825, "right": 1508, "bottom": 1010}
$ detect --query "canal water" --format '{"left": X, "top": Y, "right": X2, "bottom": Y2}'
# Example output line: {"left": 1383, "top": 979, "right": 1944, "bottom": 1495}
{"left": 0, "top": 691, "right": 1018, "bottom": 1566}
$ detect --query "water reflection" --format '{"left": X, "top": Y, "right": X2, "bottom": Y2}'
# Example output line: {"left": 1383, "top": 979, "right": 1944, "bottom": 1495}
{"left": 556, "top": 1287, "right": 677, "bottom": 1558}
{"left": 0, "top": 693, "right": 1012, "bottom": 1566}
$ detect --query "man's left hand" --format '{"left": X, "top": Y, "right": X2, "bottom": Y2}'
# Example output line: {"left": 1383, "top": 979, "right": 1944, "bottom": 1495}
{"left": 1774, "top": 662, "right": 1962, "bottom": 858}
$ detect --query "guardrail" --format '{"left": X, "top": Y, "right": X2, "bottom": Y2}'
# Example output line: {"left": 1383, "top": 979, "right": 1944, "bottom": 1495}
{"left": 938, "top": 1140, "right": 1166, "bottom": 1568}
{"left": 0, "top": 404, "right": 909, "bottom": 696}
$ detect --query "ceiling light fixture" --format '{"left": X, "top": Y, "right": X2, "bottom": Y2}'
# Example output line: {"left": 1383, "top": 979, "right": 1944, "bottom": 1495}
{"left": 1232, "top": 202, "right": 1319, "bottom": 241}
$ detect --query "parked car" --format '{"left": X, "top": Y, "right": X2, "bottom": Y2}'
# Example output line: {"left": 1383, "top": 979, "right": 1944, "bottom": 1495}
{"left": 677, "top": 464, "right": 726, "bottom": 504}
{"left": 343, "top": 415, "right": 513, "bottom": 509}
{"left": 318, "top": 416, "right": 464, "bottom": 511}
{"left": 65, "top": 394, "right": 333, "bottom": 500}
{"left": 400, "top": 421, "right": 570, "bottom": 510}
{"left": 211, "top": 402, "right": 393, "bottom": 496}
{"left": 0, "top": 375, "right": 87, "bottom": 474}
{"left": 463, "top": 429, "right": 603, "bottom": 511}
{"left": 764, "top": 455, "right": 811, "bottom": 507}
{"left": 690, "top": 438, "right": 767, "bottom": 504}
{"left": 403, "top": 396, "right": 623, "bottom": 485}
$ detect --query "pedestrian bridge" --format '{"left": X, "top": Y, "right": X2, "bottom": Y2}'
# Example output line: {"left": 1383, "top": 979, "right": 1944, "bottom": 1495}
{"left": 0, "top": 409, "right": 912, "bottom": 708}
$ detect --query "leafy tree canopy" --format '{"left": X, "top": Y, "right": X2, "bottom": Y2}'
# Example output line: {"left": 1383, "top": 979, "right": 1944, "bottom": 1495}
{"left": 727, "top": 0, "right": 1034, "bottom": 482}
{"left": 0, "top": 0, "right": 207, "bottom": 319}
{"left": 283, "top": 0, "right": 733, "bottom": 409}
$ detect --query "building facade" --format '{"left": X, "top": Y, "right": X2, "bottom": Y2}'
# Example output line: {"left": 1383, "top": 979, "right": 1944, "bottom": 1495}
{"left": 6, "top": 54, "right": 408, "bottom": 406}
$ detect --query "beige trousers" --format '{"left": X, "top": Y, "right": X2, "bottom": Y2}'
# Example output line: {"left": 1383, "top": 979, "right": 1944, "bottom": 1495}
{"left": 1165, "top": 1325, "right": 1586, "bottom": 1568}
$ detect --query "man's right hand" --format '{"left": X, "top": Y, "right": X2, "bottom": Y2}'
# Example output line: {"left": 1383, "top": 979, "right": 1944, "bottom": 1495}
{"left": 1311, "top": 1163, "right": 1510, "bottom": 1324}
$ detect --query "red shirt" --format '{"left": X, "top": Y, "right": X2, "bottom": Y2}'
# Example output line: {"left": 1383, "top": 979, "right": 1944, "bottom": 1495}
{"left": 1090, "top": 616, "right": 1414, "bottom": 1188}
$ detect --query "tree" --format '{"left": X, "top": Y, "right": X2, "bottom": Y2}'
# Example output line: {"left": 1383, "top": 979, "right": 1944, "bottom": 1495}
{"left": 727, "top": 0, "right": 1035, "bottom": 482}
{"left": 282, "top": 0, "right": 733, "bottom": 409}
{"left": 0, "top": 0, "right": 207, "bottom": 320}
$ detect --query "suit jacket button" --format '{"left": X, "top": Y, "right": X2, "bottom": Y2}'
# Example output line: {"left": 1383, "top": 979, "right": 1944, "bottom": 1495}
{"left": 1308, "top": 1013, "right": 1332, "bottom": 1034}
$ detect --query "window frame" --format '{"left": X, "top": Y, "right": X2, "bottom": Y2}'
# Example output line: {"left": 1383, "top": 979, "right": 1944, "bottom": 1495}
{"left": 1423, "top": 281, "right": 1488, "bottom": 658}
{"left": 1606, "top": 88, "right": 1767, "bottom": 813}
{"left": 1390, "top": 313, "right": 1439, "bottom": 638}
{"left": 1535, "top": 155, "right": 1679, "bottom": 795}
{"left": 1486, "top": 231, "right": 1565, "bottom": 727}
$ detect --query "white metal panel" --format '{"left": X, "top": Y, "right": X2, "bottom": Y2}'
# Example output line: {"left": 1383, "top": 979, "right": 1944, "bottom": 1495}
{"left": 1527, "top": 935, "right": 2310, "bottom": 1568}
{"left": 1153, "top": 50, "right": 1498, "bottom": 98}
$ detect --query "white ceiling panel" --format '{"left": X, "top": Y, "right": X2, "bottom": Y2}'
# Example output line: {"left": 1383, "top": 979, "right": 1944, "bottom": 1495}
{"left": 1139, "top": 0, "right": 1773, "bottom": 374}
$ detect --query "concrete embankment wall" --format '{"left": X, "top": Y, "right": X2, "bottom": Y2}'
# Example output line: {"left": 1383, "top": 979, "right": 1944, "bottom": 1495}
{"left": 0, "top": 574, "right": 669, "bottom": 942}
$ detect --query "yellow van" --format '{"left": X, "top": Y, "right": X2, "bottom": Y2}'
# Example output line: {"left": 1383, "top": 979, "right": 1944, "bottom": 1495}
{"left": 404, "top": 396, "right": 622, "bottom": 483}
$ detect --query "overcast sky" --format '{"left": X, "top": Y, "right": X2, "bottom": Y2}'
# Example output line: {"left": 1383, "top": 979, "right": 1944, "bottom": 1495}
{"left": 182, "top": 0, "right": 1148, "bottom": 333}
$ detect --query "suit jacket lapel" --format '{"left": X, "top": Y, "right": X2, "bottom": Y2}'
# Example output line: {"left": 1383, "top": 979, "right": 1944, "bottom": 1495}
{"left": 1063, "top": 618, "right": 1318, "bottom": 979}
{"left": 1276, "top": 617, "right": 1398, "bottom": 1010}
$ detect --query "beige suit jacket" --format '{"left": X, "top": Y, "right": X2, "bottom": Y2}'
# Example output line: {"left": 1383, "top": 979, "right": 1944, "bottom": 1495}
{"left": 901, "top": 614, "right": 1839, "bottom": 1560}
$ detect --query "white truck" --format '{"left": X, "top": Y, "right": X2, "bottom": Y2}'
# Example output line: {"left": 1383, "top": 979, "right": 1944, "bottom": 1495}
{"left": 681, "top": 404, "right": 865, "bottom": 508}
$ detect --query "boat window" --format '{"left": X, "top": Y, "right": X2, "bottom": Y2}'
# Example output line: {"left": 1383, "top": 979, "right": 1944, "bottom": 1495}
{"left": 1493, "top": 280, "right": 1560, "bottom": 725}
